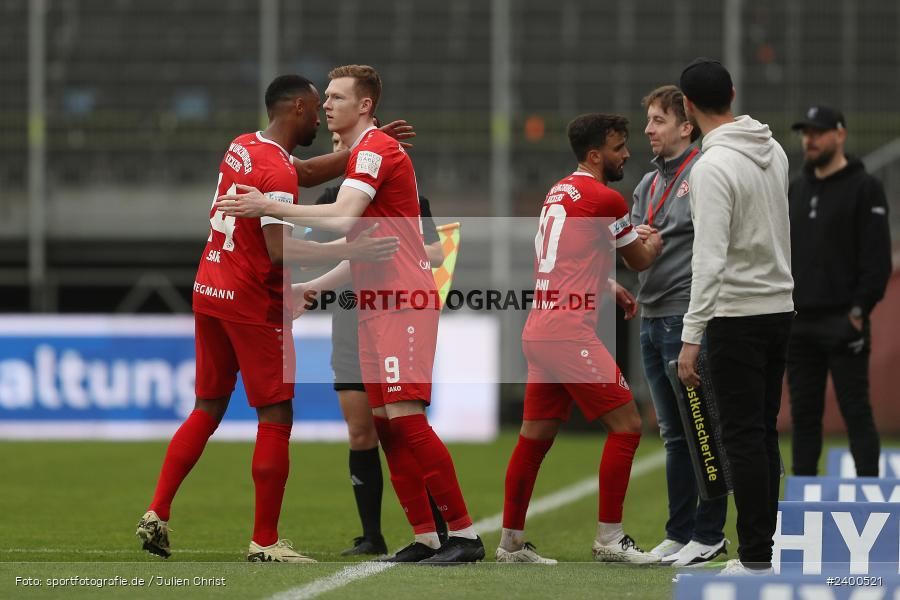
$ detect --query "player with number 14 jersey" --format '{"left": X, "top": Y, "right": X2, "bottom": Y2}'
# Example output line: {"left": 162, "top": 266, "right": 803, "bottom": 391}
{"left": 194, "top": 131, "right": 298, "bottom": 327}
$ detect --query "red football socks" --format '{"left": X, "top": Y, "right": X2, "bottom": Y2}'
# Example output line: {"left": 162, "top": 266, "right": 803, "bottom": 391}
{"left": 373, "top": 416, "right": 436, "bottom": 534}
{"left": 598, "top": 432, "right": 641, "bottom": 523}
{"left": 502, "top": 434, "right": 555, "bottom": 530}
{"left": 251, "top": 422, "right": 292, "bottom": 547}
{"left": 390, "top": 414, "right": 473, "bottom": 531}
{"left": 149, "top": 409, "right": 219, "bottom": 521}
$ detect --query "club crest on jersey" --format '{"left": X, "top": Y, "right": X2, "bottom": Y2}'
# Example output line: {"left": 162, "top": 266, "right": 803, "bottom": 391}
{"left": 355, "top": 151, "right": 383, "bottom": 178}
{"left": 676, "top": 180, "right": 690, "bottom": 198}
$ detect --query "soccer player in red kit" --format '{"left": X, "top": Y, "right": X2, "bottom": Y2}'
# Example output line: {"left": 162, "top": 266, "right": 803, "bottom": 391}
{"left": 496, "top": 114, "right": 664, "bottom": 564}
{"left": 135, "top": 75, "right": 400, "bottom": 563}
{"left": 216, "top": 65, "right": 485, "bottom": 564}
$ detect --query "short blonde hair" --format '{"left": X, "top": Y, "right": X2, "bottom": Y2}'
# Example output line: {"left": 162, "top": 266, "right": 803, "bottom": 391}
{"left": 328, "top": 64, "right": 381, "bottom": 116}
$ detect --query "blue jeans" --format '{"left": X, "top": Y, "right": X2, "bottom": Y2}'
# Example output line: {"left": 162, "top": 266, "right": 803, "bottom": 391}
{"left": 640, "top": 315, "right": 727, "bottom": 545}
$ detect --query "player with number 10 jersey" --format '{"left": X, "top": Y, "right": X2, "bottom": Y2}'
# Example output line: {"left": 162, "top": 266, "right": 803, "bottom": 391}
{"left": 498, "top": 114, "right": 663, "bottom": 566}
{"left": 522, "top": 172, "right": 637, "bottom": 343}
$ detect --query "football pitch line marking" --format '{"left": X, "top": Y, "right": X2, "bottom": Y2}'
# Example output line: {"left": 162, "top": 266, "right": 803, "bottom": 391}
{"left": 267, "top": 449, "right": 667, "bottom": 600}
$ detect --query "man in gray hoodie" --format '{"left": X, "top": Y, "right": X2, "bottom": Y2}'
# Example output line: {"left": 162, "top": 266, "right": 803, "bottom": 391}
{"left": 676, "top": 58, "right": 794, "bottom": 575}
{"left": 630, "top": 85, "right": 727, "bottom": 567}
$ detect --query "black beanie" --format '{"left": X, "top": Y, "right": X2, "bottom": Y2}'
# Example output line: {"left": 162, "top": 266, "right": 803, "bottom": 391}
{"left": 679, "top": 58, "right": 733, "bottom": 112}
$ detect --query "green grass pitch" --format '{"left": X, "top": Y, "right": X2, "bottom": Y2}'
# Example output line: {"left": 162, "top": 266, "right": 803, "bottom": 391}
{"left": 0, "top": 432, "right": 870, "bottom": 599}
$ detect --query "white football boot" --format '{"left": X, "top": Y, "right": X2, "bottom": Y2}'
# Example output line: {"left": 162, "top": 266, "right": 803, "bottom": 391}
{"left": 592, "top": 534, "right": 659, "bottom": 564}
{"left": 247, "top": 539, "right": 317, "bottom": 563}
{"left": 495, "top": 542, "right": 558, "bottom": 564}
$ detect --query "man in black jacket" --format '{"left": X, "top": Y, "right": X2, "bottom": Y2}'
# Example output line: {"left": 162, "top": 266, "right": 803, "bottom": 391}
{"left": 788, "top": 105, "right": 892, "bottom": 477}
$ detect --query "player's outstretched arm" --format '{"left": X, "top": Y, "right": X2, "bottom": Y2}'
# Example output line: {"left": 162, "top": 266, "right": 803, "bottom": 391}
{"left": 263, "top": 223, "right": 398, "bottom": 267}
{"left": 618, "top": 227, "right": 662, "bottom": 271}
{"left": 290, "top": 120, "right": 415, "bottom": 187}
{"left": 291, "top": 261, "right": 353, "bottom": 319}
{"left": 216, "top": 184, "right": 370, "bottom": 233}
{"left": 293, "top": 151, "right": 350, "bottom": 188}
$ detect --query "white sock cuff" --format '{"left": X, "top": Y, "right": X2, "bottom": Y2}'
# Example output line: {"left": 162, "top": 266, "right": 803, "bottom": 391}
{"left": 449, "top": 526, "right": 478, "bottom": 540}
{"left": 597, "top": 522, "right": 624, "bottom": 545}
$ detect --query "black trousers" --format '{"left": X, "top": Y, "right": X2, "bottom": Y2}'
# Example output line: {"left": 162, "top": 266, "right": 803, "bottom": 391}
{"left": 787, "top": 310, "right": 880, "bottom": 476}
{"left": 707, "top": 312, "right": 793, "bottom": 568}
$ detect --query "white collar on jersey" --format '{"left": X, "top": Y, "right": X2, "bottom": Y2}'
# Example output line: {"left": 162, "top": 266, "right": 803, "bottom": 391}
{"left": 349, "top": 125, "right": 378, "bottom": 150}
{"left": 570, "top": 170, "right": 597, "bottom": 178}
{"left": 255, "top": 131, "right": 291, "bottom": 158}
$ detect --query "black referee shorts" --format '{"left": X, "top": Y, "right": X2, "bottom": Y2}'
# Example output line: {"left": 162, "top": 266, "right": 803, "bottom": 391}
{"left": 331, "top": 303, "right": 365, "bottom": 393}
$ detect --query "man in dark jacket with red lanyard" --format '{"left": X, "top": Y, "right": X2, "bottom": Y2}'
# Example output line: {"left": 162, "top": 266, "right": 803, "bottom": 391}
{"left": 788, "top": 105, "right": 893, "bottom": 477}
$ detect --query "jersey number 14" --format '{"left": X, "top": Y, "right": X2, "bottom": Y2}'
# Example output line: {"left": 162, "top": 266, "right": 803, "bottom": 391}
{"left": 209, "top": 172, "right": 237, "bottom": 251}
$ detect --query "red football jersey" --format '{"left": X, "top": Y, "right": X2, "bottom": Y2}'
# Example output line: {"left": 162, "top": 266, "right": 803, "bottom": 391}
{"left": 342, "top": 127, "right": 438, "bottom": 320}
{"left": 521, "top": 171, "right": 637, "bottom": 342}
{"left": 193, "top": 132, "right": 298, "bottom": 327}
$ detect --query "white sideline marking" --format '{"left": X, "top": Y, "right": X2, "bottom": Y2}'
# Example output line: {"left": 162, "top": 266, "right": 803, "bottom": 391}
{"left": 268, "top": 449, "right": 666, "bottom": 600}
{"left": 268, "top": 562, "right": 395, "bottom": 600}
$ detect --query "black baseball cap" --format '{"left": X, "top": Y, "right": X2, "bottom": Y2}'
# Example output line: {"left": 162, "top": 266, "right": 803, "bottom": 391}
{"left": 791, "top": 105, "right": 846, "bottom": 131}
{"left": 679, "top": 58, "right": 733, "bottom": 111}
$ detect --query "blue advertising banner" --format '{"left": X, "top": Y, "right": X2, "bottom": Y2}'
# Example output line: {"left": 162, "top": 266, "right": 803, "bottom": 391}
{"left": 826, "top": 448, "right": 900, "bottom": 479}
{"left": 785, "top": 476, "right": 900, "bottom": 503}
{"left": 675, "top": 574, "right": 900, "bottom": 599}
{"left": 774, "top": 501, "right": 900, "bottom": 574}
{"left": 0, "top": 315, "right": 499, "bottom": 441}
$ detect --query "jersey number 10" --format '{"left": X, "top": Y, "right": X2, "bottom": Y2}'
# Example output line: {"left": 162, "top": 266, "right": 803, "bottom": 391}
{"left": 535, "top": 203, "right": 567, "bottom": 273}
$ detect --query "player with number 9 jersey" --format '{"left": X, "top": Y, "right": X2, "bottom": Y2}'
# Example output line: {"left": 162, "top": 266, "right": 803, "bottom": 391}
{"left": 340, "top": 126, "right": 440, "bottom": 408}
{"left": 194, "top": 131, "right": 298, "bottom": 328}
{"left": 344, "top": 126, "right": 439, "bottom": 321}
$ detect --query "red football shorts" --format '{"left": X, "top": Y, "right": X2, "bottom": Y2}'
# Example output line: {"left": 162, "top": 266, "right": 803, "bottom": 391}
{"left": 194, "top": 312, "right": 295, "bottom": 407}
{"left": 358, "top": 309, "right": 439, "bottom": 409}
{"left": 522, "top": 338, "right": 632, "bottom": 422}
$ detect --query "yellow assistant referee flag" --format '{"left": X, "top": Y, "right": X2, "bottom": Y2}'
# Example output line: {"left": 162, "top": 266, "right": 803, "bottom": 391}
{"left": 432, "top": 222, "right": 461, "bottom": 310}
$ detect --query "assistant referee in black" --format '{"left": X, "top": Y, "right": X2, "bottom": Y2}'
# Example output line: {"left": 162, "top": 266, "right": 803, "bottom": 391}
{"left": 787, "top": 105, "right": 893, "bottom": 477}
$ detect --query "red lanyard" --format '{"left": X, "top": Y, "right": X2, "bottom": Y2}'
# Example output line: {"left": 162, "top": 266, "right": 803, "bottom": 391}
{"left": 647, "top": 148, "right": 699, "bottom": 226}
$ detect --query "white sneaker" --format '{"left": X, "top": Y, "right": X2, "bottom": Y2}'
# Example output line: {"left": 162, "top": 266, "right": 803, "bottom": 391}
{"left": 495, "top": 542, "right": 557, "bottom": 564}
{"left": 247, "top": 539, "right": 317, "bottom": 563}
{"left": 663, "top": 538, "right": 728, "bottom": 567}
{"left": 592, "top": 534, "right": 659, "bottom": 564}
{"left": 718, "top": 558, "right": 772, "bottom": 575}
{"left": 650, "top": 538, "right": 684, "bottom": 559}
